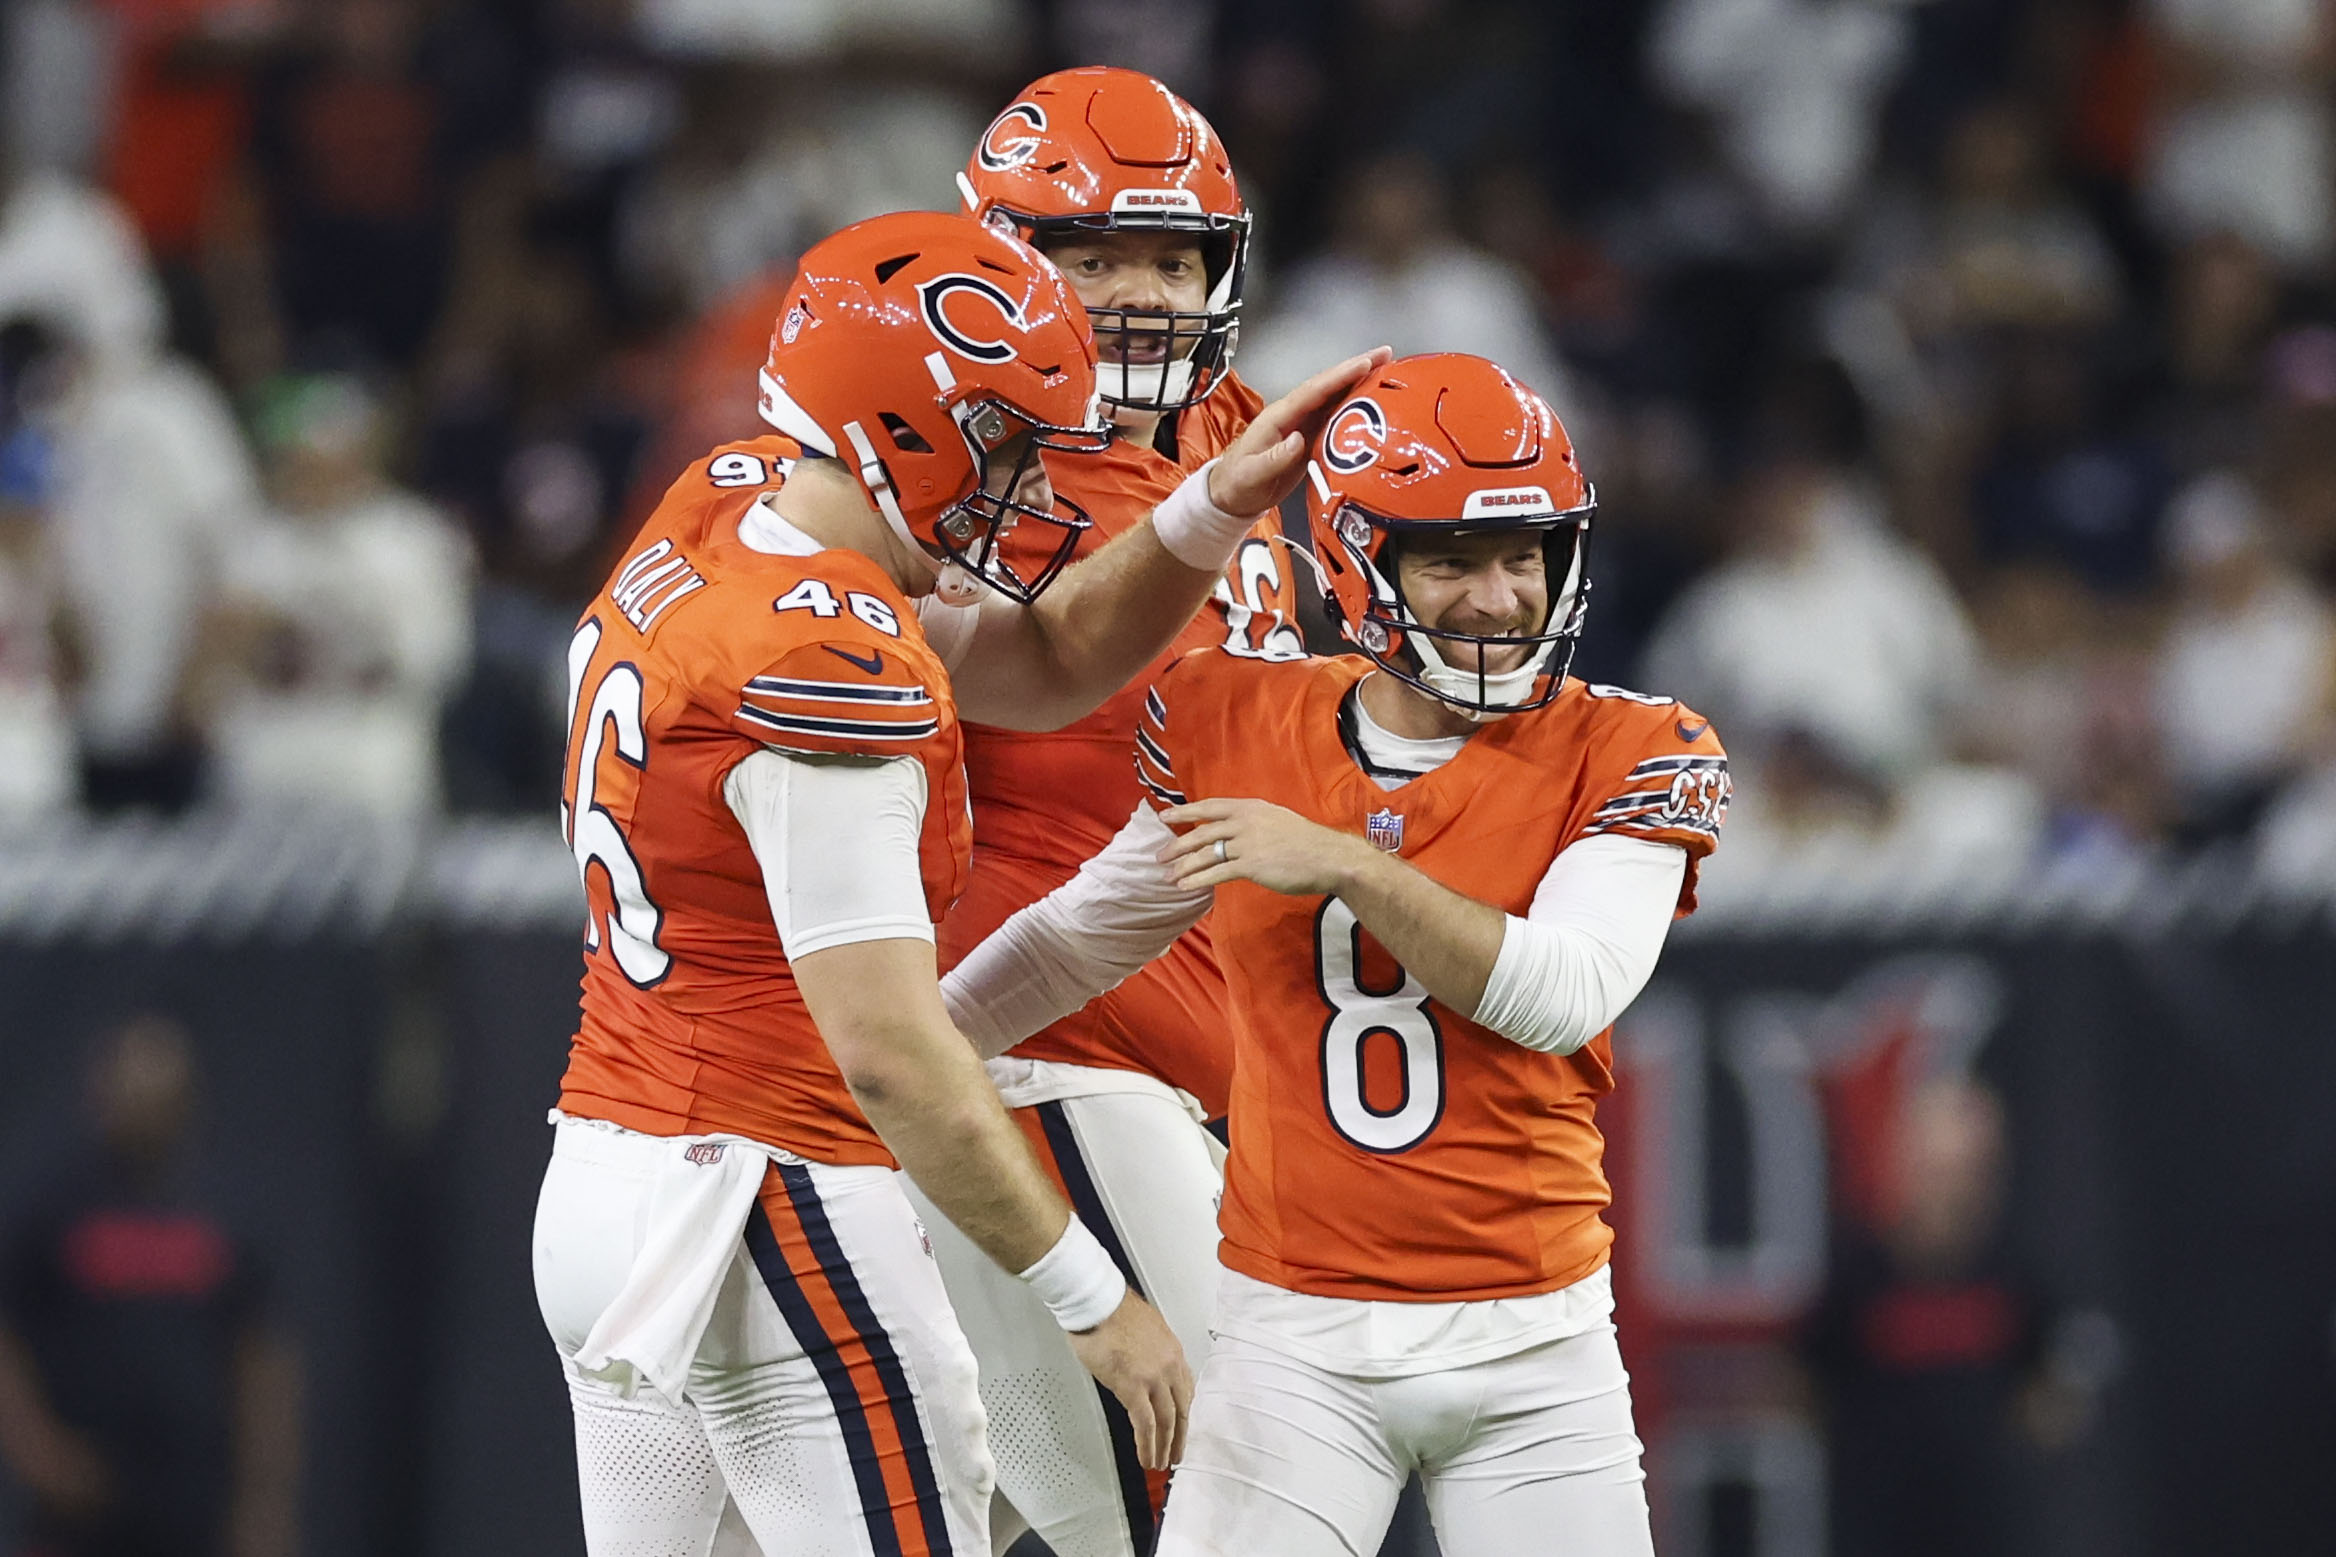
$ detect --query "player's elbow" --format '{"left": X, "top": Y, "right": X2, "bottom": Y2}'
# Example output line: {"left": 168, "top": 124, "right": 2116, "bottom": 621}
{"left": 824, "top": 1024, "right": 924, "bottom": 1104}
{"left": 823, "top": 1010, "right": 980, "bottom": 1115}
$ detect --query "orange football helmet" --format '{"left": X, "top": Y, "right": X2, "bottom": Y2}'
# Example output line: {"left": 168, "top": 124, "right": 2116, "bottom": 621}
{"left": 758, "top": 210, "right": 1111, "bottom": 603}
{"left": 1306, "top": 354, "right": 1595, "bottom": 716}
{"left": 959, "top": 66, "right": 1248, "bottom": 416}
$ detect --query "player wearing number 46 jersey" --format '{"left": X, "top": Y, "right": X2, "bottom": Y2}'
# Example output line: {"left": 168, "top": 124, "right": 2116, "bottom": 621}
{"left": 944, "top": 354, "right": 1729, "bottom": 1557}
{"left": 534, "top": 205, "right": 1387, "bottom": 1557}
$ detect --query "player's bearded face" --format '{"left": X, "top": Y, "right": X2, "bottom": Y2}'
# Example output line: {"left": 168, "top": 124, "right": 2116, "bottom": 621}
{"left": 1040, "top": 231, "right": 1210, "bottom": 368}
{"left": 1395, "top": 532, "right": 1550, "bottom": 675}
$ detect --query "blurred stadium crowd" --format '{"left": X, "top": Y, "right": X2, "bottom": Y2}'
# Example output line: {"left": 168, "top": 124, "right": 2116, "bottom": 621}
{"left": 2, "top": 0, "right": 2334, "bottom": 877}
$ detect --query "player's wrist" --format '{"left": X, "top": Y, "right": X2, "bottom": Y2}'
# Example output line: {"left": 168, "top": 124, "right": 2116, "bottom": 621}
{"left": 1326, "top": 832, "right": 1393, "bottom": 900}
{"left": 1153, "top": 459, "right": 1257, "bottom": 572}
{"left": 1017, "top": 1215, "right": 1129, "bottom": 1333}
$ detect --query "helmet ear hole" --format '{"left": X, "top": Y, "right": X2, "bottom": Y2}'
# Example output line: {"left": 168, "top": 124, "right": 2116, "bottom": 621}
{"left": 877, "top": 412, "right": 934, "bottom": 455}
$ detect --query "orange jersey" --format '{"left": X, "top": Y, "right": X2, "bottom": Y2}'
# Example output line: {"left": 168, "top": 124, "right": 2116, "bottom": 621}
{"left": 1139, "top": 650, "right": 1728, "bottom": 1301}
{"left": 940, "top": 373, "right": 1297, "bottom": 1115}
{"left": 557, "top": 435, "right": 971, "bottom": 1166}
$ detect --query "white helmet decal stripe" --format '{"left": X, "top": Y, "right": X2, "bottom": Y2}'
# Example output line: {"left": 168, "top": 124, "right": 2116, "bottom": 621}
{"left": 757, "top": 369, "right": 837, "bottom": 456}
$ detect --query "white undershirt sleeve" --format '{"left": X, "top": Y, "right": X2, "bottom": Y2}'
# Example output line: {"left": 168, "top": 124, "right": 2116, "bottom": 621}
{"left": 722, "top": 748, "right": 936, "bottom": 959}
{"left": 1473, "top": 834, "right": 1689, "bottom": 1055}
{"left": 941, "top": 802, "right": 1215, "bottom": 1058}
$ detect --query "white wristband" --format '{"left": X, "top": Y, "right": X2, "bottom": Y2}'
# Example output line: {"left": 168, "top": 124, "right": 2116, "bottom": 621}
{"left": 1150, "top": 458, "right": 1259, "bottom": 572}
{"left": 1017, "top": 1216, "right": 1129, "bottom": 1332}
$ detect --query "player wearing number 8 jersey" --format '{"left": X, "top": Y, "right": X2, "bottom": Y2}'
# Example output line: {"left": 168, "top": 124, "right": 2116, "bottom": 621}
{"left": 532, "top": 207, "right": 1387, "bottom": 1555}
{"left": 943, "top": 354, "right": 1728, "bottom": 1556}
{"left": 913, "top": 68, "right": 1299, "bottom": 1557}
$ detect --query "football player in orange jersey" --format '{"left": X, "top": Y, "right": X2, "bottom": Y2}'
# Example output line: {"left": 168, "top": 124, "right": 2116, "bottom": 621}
{"left": 942, "top": 354, "right": 1730, "bottom": 1556}
{"left": 903, "top": 68, "right": 1302, "bottom": 1557}
{"left": 532, "top": 206, "right": 1385, "bottom": 1556}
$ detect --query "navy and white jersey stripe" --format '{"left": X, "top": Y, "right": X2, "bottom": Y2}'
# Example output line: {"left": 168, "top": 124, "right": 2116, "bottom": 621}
{"left": 745, "top": 674, "right": 934, "bottom": 707}
{"left": 737, "top": 704, "right": 942, "bottom": 743}
{"left": 1135, "top": 686, "right": 1185, "bottom": 806}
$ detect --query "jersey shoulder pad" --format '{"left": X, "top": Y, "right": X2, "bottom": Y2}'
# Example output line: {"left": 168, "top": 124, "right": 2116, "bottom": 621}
{"left": 1135, "top": 645, "right": 1326, "bottom": 806}
{"left": 689, "top": 435, "right": 800, "bottom": 497}
{"left": 1574, "top": 683, "right": 1729, "bottom": 858}
{"left": 732, "top": 631, "right": 940, "bottom": 758}
{"left": 1047, "top": 438, "right": 1168, "bottom": 544}
{"left": 1133, "top": 644, "right": 1258, "bottom": 805}
{"left": 645, "top": 434, "right": 800, "bottom": 524}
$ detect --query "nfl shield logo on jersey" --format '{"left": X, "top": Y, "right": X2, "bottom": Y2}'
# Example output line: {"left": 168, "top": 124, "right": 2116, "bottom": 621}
{"left": 684, "top": 1143, "right": 726, "bottom": 1166}
{"left": 1366, "top": 808, "right": 1405, "bottom": 852}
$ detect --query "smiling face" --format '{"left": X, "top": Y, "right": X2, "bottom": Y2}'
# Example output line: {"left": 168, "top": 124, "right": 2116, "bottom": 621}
{"left": 1390, "top": 528, "right": 1552, "bottom": 677}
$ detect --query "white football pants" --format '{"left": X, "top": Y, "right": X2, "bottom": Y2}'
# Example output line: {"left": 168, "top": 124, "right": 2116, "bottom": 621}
{"left": 1156, "top": 1320, "right": 1656, "bottom": 1557}
{"left": 534, "top": 1119, "right": 994, "bottom": 1557}
{"left": 903, "top": 1078, "right": 1225, "bottom": 1557}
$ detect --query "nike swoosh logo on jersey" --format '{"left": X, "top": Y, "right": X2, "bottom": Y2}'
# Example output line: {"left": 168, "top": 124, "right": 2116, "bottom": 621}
{"left": 1676, "top": 718, "right": 1709, "bottom": 742}
{"left": 824, "top": 645, "right": 885, "bottom": 675}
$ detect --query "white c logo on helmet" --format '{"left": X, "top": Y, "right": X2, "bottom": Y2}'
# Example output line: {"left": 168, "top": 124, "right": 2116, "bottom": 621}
{"left": 918, "top": 273, "right": 1028, "bottom": 364}
{"left": 1323, "top": 399, "right": 1388, "bottom": 475}
{"left": 977, "top": 103, "right": 1047, "bottom": 172}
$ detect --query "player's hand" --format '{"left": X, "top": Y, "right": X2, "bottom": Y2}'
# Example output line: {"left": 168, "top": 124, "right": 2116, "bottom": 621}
{"left": 1207, "top": 347, "right": 1394, "bottom": 518}
{"left": 1158, "top": 797, "right": 1376, "bottom": 896}
{"left": 1065, "top": 1291, "right": 1192, "bottom": 1470}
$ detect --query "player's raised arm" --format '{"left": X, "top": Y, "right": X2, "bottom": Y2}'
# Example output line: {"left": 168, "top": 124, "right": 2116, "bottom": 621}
{"left": 937, "top": 347, "right": 1390, "bottom": 731}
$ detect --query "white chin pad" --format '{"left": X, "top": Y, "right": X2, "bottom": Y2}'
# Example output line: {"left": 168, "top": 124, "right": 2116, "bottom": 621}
{"left": 1408, "top": 629, "right": 1553, "bottom": 719}
{"left": 1099, "top": 356, "right": 1195, "bottom": 408}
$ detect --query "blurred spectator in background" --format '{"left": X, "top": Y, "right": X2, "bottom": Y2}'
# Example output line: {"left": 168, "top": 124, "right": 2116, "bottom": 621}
{"left": 1642, "top": 359, "right": 1980, "bottom": 801}
{"left": 1869, "top": 99, "right": 2124, "bottom": 339}
{"left": 201, "top": 371, "right": 471, "bottom": 815}
{"left": 2141, "top": 0, "right": 2334, "bottom": 275}
{"left": 1803, "top": 1076, "right": 2079, "bottom": 1557}
{"left": 2151, "top": 469, "right": 2335, "bottom": 842}
{"left": 1967, "top": 325, "right": 2171, "bottom": 591}
{"left": 2130, "top": 231, "right": 2283, "bottom": 490}
{"left": 424, "top": 224, "right": 649, "bottom": 812}
{"left": 0, "top": 318, "right": 74, "bottom": 820}
{"left": 1651, "top": 0, "right": 1917, "bottom": 235}
{"left": 1238, "top": 149, "right": 1573, "bottom": 409}
{"left": 0, "top": 159, "right": 169, "bottom": 377}
{"left": 211, "top": 0, "right": 532, "bottom": 386}
{"left": 0, "top": 1014, "right": 300, "bottom": 1557}
{"left": 0, "top": 167, "right": 262, "bottom": 812}
{"left": 1966, "top": 563, "right": 2166, "bottom": 864}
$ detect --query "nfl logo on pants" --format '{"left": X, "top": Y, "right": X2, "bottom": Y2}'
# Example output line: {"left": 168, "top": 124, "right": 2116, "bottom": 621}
{"left": 1366, "top": 809, "right": 1405, "bottom": 853}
